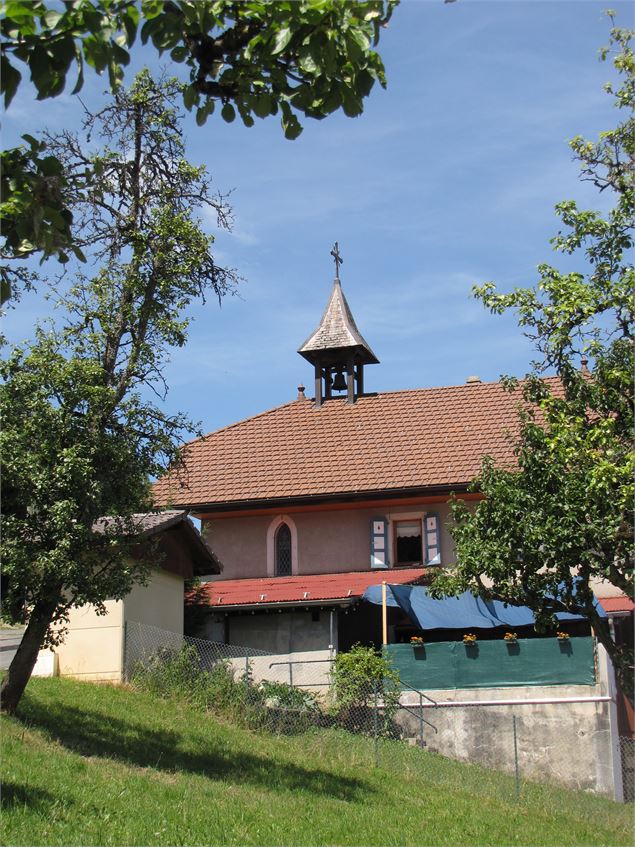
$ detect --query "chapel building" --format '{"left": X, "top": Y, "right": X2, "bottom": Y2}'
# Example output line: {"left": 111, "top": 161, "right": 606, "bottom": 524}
{"left": 153, "top": 248, "right": 631, "bottom": 656}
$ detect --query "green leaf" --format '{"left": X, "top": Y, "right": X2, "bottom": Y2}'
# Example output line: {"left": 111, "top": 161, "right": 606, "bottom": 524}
{"left": 170, "top": 45, "right": 189, "bottom": 62}
{"left": 1, "top": 57, "right": 22, "bottom": 108}
{"left": 183, "top": 84, "right": 198, "bottom": 111}
{"left": 271, "top": 27, "right": 292, "bottom": 55}
{"left": 38, "top": 155, "right": 63, "bottom": 177}
{"left": 70, "top": 53, "right": 85, "bottom": 96}
{"left": 341, "top": 87, "right": 362, "bottom": 118}
{"left": 349, "top": 29, "right": 370, "bottom": 53}
{"left": 20, "top": 133, "right": 39, "bottom": 149}
{"left": 252, "top": 92, "right": 272, "bottom": 118}
{"left": 42, "top": 10, "right": 63, "bottom": 29}
{"left": 282, "top": 113, "right": 302, "bottom": 140}
{"left": 0, "top": 276, "right": 11, "bottom": 306}
{"left": 355, "top": 69, "right": 374, "bottom": 98}
{"left": 221, "top": 102, "right": 236, "bottom": 123}
{"left": 28, "top": 45, "right": 51, "bottom": 95}
{"left": 298, "top": 47, "right": 319, "bottom": 75}
{"left": 141, "top": 0, "right": 164, "bottom": 20}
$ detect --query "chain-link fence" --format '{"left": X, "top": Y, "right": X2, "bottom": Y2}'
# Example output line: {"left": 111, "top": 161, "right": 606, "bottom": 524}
{"left": 620, "top": 736, "right": 635, "bottom": 802}
{"left": 124, "top": 620, "right": 335, "bottom": 691}
{"left": 123, "top": 621, "right": 631, "bottom": 802}
{"left": 124, "top": 620, "right": 399, "bottom": 745}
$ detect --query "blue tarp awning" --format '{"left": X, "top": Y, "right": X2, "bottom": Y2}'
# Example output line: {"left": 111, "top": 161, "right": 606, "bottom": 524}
{"left": 362, "top": 583, "right": 606, "bottom": 631}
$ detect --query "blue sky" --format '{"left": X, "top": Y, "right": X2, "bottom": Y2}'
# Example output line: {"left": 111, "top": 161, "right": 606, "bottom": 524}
{"left": 4, "top": 0, "right": 630, "bottom": 435}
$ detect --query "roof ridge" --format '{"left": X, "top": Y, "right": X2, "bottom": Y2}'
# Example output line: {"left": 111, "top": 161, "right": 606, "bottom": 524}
{"left": 365, "top": 375, "right": 560, "bottom": 397}
{"left": 165, "top": 374, "right": 561, "bottom": 450}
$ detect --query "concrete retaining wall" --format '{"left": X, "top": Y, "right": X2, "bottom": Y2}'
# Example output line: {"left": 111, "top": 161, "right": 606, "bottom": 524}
{"left": 396, "top": 683, "right": 615, "bottom": 795}
{"left": 227, "top": 648, "right": 333, "bottom": 690}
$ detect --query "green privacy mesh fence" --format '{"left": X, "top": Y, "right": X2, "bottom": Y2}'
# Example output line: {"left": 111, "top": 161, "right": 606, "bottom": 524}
{"left": 385, "top": 636, "right": 596, "bottom": 690}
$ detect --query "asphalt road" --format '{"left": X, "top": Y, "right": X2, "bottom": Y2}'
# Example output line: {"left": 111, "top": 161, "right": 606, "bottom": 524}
{"left": 0, "top": 628, "right": 25, "bottom": 670}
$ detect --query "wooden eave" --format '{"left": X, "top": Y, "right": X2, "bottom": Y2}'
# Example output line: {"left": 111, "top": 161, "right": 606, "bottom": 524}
{"left": 189, "top": 483, "right": 482, "bottom": 520}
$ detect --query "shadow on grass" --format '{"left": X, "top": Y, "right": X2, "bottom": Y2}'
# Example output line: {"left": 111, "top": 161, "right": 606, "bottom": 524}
{"left": 16, "top": 696, "right": 371, "bottom": 802}
{"left": 1, "top": 781, "right": 60, "bottom": 814}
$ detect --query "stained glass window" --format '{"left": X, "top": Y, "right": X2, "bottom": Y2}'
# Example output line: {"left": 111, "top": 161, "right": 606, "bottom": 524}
{"left": 275, "top": 523, "right": 292, "bottom": 576}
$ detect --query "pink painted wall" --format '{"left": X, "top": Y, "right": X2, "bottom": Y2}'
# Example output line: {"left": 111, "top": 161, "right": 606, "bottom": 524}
{"left": 203, "top": 514, "right": 268, "bottom": 579}
{"left": 202, "top": 500, "right": 456, "bottom": 581}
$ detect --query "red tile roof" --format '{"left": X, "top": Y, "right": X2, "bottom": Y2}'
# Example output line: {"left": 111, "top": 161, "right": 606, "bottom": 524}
{"left": 154, "top": 380, "right": 553, "bottom": 509}
{"left": 199, "top": 568, "right": 426, "bottom": 608}
{"left": 596, "top": 595, "right": 634, "bottom": 615}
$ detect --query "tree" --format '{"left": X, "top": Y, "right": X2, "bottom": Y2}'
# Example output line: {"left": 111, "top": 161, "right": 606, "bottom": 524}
{"left": 433, "top": 19, "right": 634, "bottom": 699}
{"left": 0, "top": 72, "right": 240, "bottom": 714}
{"left": 1, "top": 0, "right": 398, "bottom": 297}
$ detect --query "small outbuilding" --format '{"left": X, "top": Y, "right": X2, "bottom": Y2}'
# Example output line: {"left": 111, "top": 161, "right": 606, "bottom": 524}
{"left": 51, "top": 511, "right": 218, "bottom": 682}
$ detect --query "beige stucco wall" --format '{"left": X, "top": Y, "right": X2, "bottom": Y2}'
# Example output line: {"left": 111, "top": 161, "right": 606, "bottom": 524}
{"left": 55, "top": 569, "right": 184, "bottom": 682}
{"left": 203, "top": 500, "right": 456, "bottom": 581}
{"left": 56, "top": 599, "right": 124, "bottom": 682}
{"left": 124, "top": 568, "right": 184, "bottom": 634}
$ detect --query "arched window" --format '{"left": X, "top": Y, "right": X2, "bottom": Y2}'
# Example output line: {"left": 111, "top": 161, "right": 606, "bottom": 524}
{"left": 275, "top": 523, "right": 292, "bottom": 576}
{"left": 267, "top": 515, "right": 298, "bottom": 577}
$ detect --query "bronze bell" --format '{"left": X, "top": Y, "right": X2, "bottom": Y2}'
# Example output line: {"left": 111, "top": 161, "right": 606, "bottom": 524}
{"left": 332, "top": 369, "right": 347, "bottom": 391}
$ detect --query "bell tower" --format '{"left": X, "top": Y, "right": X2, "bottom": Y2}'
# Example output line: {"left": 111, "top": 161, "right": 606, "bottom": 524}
{"left": 298, "top": 243, "right": 379, "bottom": 407}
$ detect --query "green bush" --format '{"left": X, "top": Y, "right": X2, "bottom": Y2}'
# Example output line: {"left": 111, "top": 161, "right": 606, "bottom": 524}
{"left": 330, "top": 643, "right": 401, "bottom": 736}
{"left": 260, "top": 680, "right": 318, "bottom": 710}
{"left": 258, "top": 680, "right": 319, "bottom": 734}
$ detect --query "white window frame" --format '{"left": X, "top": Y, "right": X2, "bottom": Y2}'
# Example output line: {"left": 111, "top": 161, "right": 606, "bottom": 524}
{"left": 387, "top": 510, "right": 426, "bottom": 568}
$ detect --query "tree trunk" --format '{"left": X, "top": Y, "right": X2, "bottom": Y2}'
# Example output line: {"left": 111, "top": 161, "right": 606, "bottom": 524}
{"left": 1, "top": 592, "right": 61, "bottom": 715}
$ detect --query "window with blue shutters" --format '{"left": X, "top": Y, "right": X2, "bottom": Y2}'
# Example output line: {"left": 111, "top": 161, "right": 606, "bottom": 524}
{"left": 424, "top": 513, "right": 442, "bottom": 565}
{"left": 370, "top": 518, "right": 388, "bottom": 568}
{"left": 370, "top": 512, "right": 443, "bottom": 569}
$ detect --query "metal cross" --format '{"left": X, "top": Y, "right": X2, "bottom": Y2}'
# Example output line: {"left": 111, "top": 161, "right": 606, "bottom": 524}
{"left": 330, "top": 242, "right": 343, "bottom": 279}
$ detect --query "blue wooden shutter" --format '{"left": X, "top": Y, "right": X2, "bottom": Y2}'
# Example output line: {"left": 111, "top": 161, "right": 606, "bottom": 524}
{"left": 424, "top": 513, "right": 442, "bottom": 565}
{"left": 370, "top": 518, "right": 388, "bottom": 569}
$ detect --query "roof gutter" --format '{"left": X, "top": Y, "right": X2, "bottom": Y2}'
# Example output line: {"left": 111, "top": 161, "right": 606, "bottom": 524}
{"left": 208, "top": 597, "right": 358, "bottom": 612}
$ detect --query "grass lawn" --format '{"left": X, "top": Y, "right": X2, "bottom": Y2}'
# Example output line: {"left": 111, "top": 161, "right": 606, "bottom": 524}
{"left": 1, "top": 676, "right": 632, "bottom": 846}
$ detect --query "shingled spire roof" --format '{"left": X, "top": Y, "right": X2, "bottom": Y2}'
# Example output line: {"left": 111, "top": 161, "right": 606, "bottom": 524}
{"left": 298, "top": 277, "right": 379, "bottom": 366}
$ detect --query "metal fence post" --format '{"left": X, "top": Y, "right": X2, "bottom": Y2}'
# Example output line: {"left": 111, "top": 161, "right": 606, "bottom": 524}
{"left": 289, "top": 662, "right": 294, "bottom": 688}
{"left": 513, "top": 714, "right": 520, "bottom": 799}
{"left": 122, "top": 621, "right": 128, "bottom": 682}
{"left": 244, "top": 649, "right": 250, "bottom": 701}
{"left": 373, "top": 680, "right": 379, "bottom": 768}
